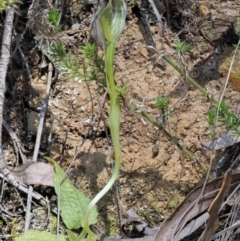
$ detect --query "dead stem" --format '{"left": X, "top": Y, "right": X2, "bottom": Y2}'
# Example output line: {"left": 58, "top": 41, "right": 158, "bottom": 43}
{"left": 24, "top": 63, "right": 53, "bottom": 231}
{"left": 0, "top": 9, "right": 14, "bottom": 170}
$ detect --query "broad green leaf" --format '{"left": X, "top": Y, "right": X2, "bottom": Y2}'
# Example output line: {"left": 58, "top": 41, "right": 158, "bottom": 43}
{"left": 13, "top": 230, "right": 66, "bottom": 241}
{"left": 45, "top": 157, "right": 98, "bottom": 229}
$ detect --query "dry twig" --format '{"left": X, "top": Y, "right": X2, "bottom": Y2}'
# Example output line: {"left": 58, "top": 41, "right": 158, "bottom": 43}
{"left": 24, "top": 63, "right": 53, "bottom": 231}
{"left": 148, "top": 0, "right": 165, "bottom": 36}
{"left": 0, "top": 9, "right": 14, "bottom": 170}
{"left": 3, "top": 119, "right": 28, "bottom": 164}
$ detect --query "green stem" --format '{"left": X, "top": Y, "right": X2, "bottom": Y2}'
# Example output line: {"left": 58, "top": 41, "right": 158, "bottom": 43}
{"left": 106, "top": 43, "right": 116, "bottom": 98}
{"left": 132, "top": 101, "right": 208, "bottom": 173}
{"left": 77, "top": 230, "right": 86, "bottom": 241}
{"left": 163, "top": 56, "right": 217, "bottom": 102}
{"left": 106, "top": 43, "right": 121, "bottom": 163}
{"left": 132, "top": 101, "right": 195, "bottom": 160}
{"left": 83, "top": 43, "right": 121, "bottom": 241}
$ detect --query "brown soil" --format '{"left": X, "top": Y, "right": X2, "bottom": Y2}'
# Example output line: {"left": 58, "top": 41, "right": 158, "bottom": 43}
{"left": 1, "top": 0, "right": 240, "bottom": 237}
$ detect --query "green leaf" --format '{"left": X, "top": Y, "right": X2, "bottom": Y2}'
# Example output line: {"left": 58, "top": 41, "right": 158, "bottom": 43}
{"left": 13, "top": 230, "right": 66, "bottom": 241}
{"left": 45, "top": 157, "right": 98, "bottom": 229}
{"left": 47, "top": 8, "right": 61, "bottom": 27}
{"left": 50, "top": 214, "right": 57, "bottom": 233}
{"left": 66, "top": 230, "right": 78, "bottom": 241}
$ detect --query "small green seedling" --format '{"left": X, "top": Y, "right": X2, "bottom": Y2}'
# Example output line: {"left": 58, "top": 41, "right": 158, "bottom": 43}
{"left": 47, "top": 7, "right": 62, "bottom": 31}
{"left": 116, "top": 81, "right": 128, "bottom": 98}
{"left": 216, "top": 101, "right": 239, "bottom": 130}
{"left": 48, "top": 42, "right": 105, "bottom": 88}
{"left": 165, "top": 190, "right": 181, "bottom": 210}
{"left": 81, "top": 43, "right": 106, "bottom": 88}
{"left": 206, "top": 100, "right": 240, "bottom": 138}
{"left": 155, "top": 96, "right": 169, "bottom": 112}
{"left": 155, "top": 96, "right": 170, "bottom": 124}
{"left": 206, "top": 109, "right": 215, "bottom": 137}
{"left": 172, "top": 38, "right": 192, "bottom": 56}
{"left": 82, "top": 43, "right": 99, "bottom": 60}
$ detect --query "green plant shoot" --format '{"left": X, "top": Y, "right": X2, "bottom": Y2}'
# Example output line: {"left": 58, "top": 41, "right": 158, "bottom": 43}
{"left": 82, "top": 0, "right": 126, "bottom": 240}
{"left": 116, "top": 81, "right": 128, "bottom": 97}
{"left": 155, "top": 96, "right": 169, "bottom": 112}
{"left": 47, "top": 7, "right": 62, "bottom": 31}
{"left": 172, "top": 38, "right": 192, "bottom": 56}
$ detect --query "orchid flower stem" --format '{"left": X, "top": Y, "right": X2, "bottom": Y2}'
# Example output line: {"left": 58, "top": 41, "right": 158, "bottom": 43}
{"left": 83, "top": 0, "right": 125, "bottom": 236}
{"left": 106, "top": 43, "right": 121, "bottom": 158}
{"left": 83, "top": 42, "right": 121, "bottom": 241}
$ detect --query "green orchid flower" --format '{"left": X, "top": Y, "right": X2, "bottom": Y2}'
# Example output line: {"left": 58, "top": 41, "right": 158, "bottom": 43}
{"left": 100, "top": 0, "right": 127, "bottom": 43}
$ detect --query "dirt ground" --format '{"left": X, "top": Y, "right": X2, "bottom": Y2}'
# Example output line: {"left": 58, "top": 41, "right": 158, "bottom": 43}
{"left": 1, "top": 0, "right": 240, "bottom": 237}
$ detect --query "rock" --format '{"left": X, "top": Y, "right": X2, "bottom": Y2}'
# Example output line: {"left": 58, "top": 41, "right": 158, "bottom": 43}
{"left": 71, "top": 23, "right": 80, "bottom": 30}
